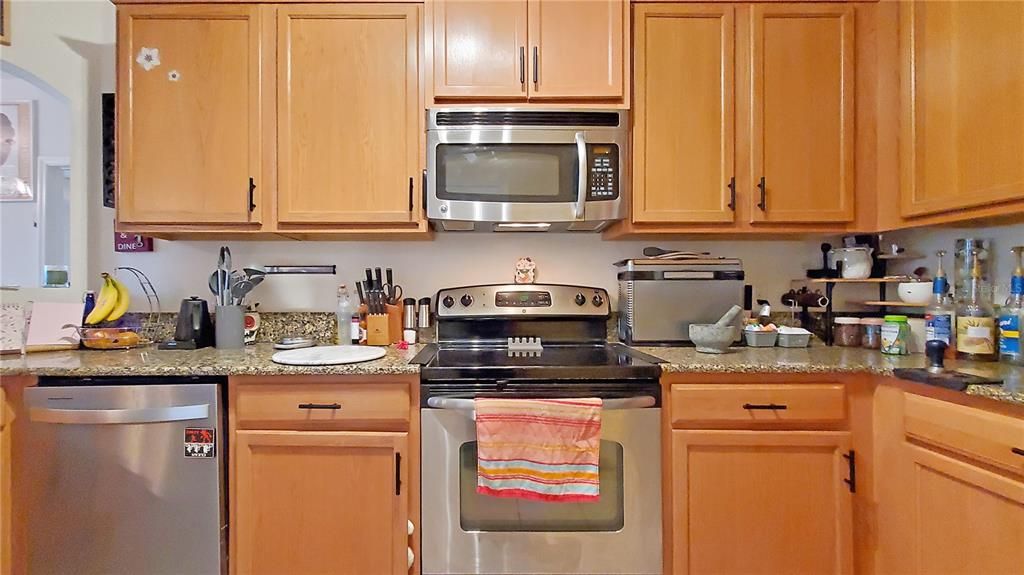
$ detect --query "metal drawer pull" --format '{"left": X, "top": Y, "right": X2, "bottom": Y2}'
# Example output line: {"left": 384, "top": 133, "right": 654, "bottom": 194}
{"left": 742, "top": 403, "right": 787, "bottom": 410}
{"left": 1013, "top": 447, "right": 1024, "bottom": 457}
{"left": 298, "top": 403, "right": 341, "bottom": 410}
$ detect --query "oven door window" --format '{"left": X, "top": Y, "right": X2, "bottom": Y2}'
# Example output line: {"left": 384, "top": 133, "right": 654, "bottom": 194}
{"left": 436, "top": 144, "right": 579, "bottom": 203}
{"left": 458, "top": 440, "right": 625, "bottom": 532}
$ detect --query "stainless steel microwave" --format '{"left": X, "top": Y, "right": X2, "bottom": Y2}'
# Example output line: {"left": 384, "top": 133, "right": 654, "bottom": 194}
{"left": 426, "top": 108, "right": 629, "bottom": 232}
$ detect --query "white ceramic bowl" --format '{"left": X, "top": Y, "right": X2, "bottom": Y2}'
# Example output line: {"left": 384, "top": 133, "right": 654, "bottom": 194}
{"left": 897, "top": 281, "right": 933, "bottom": 305}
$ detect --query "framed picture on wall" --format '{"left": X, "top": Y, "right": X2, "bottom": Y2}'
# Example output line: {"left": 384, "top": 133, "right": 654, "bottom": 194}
{"left": 1, "top": 101, "right": 34, "bottom": 201}
{"left": 0, "top": 0, "right": 9, "bottom": 46}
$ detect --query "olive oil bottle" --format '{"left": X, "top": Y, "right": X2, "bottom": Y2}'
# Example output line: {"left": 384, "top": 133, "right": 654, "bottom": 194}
{"left": 956, "top": 249, "right": 998, "bottom": 361}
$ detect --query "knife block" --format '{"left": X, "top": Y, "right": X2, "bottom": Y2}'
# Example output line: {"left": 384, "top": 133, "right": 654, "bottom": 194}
{"left": 366, "top": 314, "right": 390, "bottom": 346}
{"left": 386, "top": 304, "right": 403, "bottom": 344}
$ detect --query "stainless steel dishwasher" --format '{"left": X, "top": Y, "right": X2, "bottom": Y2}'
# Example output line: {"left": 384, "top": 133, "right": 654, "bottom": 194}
{"left": 22, "top": 376, "right": 227, "bottom": 575}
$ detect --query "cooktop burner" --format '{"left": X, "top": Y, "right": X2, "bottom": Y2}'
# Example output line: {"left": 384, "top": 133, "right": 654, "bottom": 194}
{"left": 415, "top": 343, "right": 663, "bottom": 382}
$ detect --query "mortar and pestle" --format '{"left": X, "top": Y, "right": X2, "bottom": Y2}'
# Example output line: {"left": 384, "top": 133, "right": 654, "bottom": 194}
{"left": 689, "top": 305, "right": 743, "bottom": 354}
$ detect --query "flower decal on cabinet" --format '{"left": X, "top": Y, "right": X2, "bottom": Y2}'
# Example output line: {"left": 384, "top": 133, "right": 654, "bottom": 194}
{"left": 135, "top": 47, "right": 161, "bottom": 71}
{"left": 168, "top": 70, "right": 181, "bottom": 82}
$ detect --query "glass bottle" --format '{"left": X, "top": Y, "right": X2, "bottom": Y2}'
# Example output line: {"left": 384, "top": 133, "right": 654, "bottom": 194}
{"left": 998, "top": 246, "right": 1024, "bottom": 365}
{"left": 336, "top": 284, "right": 353, "bottom": 345}
{"left": 925, "top": 250, "right": 956, "bottom": 358}
{"left": 956, "top": 250, "right": 998, "bottom": 361}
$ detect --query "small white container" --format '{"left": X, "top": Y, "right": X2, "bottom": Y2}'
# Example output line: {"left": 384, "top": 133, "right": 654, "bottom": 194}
{"left": 743, "top": 330, "right": 778, "bottom": 347}
{"left": 777, "top": 332, "right": 812, "bottom": 348}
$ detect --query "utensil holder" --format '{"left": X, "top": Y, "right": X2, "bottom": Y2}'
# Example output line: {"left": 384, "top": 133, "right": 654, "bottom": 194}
{"left": 215, "top": 305, "right": 245, "bottom": 349}
{"left": 366, "top": 314, "right": 391, "bottom": 346}
{"left": 386, "top": 304, "right": 403, "bottom": 344}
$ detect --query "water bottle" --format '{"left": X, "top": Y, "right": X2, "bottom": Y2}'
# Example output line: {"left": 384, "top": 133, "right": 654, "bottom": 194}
{"left": 336, "top": 284, "right": 354, "bottom": 345}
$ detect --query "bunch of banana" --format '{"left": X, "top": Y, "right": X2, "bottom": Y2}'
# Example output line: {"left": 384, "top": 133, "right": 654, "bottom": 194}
{"left": 84, "top": 273, "right": 131, "bottom": 325}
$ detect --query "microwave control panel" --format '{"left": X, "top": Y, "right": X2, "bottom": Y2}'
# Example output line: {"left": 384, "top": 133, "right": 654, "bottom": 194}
{"left": 587, "top": 145, "right": 619, "bottom": 201}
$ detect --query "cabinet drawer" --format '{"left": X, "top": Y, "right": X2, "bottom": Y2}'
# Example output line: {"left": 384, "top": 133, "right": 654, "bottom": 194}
{"left": 235, "top": 383, "right": 410, "bottom": 431}
{"left": 671, "top": 384, "right": 846, "bottom": 427}
{"left": 904, "top": 394, "right": 1024, "bottom": 477}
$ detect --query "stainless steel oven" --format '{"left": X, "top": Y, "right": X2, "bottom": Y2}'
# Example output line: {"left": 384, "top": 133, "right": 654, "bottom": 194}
{"left": 421, "top": 392, "right": 662, "bottom": 575}
{"left": 426, "top": 109, "right": 629, "bottom": 232}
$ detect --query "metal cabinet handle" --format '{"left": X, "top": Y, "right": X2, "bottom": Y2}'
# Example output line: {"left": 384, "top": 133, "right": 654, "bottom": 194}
{"left": 298, "top": 403, "right": 341, "bottom": 410}
{"left": 742, "top": 403, "right": 787, "bottom": 410}
{"left": 408, "top": 176, "right": 414, "bottom": 212}
{"left": 519, "top": 46, "right": 526, "bottom": 86}
{"left": 30, "top": 404, "right": 210, "bottom": 425}
{"left": 727, "top": 176, "right": 736, "bottom": 211}
{"left": 1013, "top": 447, "right": 1024, "bottom": 457}
{"left": 756, "top": 177, "right": 766, "bottom": 211}
{"left": 427, "top": 396, "right": 655, "bottom": 412}
{"left": 248, "top": 177, "right": 256, "bottom": 213}
{"left": 532, "top": 46, "right": 539, "bottom": 87}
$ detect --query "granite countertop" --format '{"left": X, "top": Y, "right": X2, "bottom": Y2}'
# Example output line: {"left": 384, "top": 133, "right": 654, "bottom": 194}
{"left": 636, "top": 345, "right": 1024, "bottom": 406}
{"left": 2, "top": 342, "right": 1022, "bottom": 407}
{"left": 0, "top": 343, "right": 423, "bottom": 378}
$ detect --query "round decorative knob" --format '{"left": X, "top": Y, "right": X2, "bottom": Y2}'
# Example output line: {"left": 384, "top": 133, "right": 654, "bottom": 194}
{"left": 592, "top": 294, "right": 605, "bottom": 307}
{"left": 575, "top": 293, "right": 586, "bottom": 306}
{"left": 460, "top": 294, "right": 474, "bottom": 307}
{"left": 442, "top": 295, "right": 455, "bottom": 309}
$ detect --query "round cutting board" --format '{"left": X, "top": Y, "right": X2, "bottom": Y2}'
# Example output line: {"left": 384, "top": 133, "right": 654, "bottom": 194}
{"left": 271, "top": 345, "right": 387, "bottom": 366}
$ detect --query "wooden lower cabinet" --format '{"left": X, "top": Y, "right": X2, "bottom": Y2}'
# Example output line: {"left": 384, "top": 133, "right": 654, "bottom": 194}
{"left": 0, "top": 386, "right": 8, "bottom": 575}
{"left": 233, "top": 430, "right": 409, "bottom": 575}
{"left": 671, "top": 430, "right": 854, "bottom": 575}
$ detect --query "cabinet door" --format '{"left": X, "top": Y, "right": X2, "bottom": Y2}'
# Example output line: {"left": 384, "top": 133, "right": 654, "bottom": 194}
{"left": 672, "top": 430, "right": 854, "bottom": 575}
{"left": 0, "top": 387, "right": 7, "bottom": 575}
{"left": 749, "top": 5, "right": 854, "bottom": 223}
{"left": 527, "top": 0, "right": 625, "bottom": 100}
{"left": 277, "top": 5, "right": 420, "bottom": 224}
{"left": 902, "top": 443, "right": 1024, "bottom": 574}
{"left": 632, "top": 4, "right": 735, "bottom": 224}
{"left": 432, "top": 0, "right": 528, "bottom": 99}
{"left": 900, "top": 1, "right": 1024, "bottom": 217}
{"left": 234, "top": 431, "right": 409, "bottom": 575}
{"left": 117, "top": 5, "right": 262, "bottom": 224}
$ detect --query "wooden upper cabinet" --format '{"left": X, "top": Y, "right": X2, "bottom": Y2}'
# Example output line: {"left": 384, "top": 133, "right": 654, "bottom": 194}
{"left": 430, "top": 0, "right": 626, "bottom": 102}
{"left": 117, "top": 5, "right": 261, "bottom": 225}
{"left": 750, "top": 5, "right": 854, "bottom": 224}
{"left": 276, "top": 5, "right": 420, "bottom": 225}
{"left": 632, "top": 4, "right": 735, "bottom": 224}
{"left": 527, "top": 0, "right": 626, "bottom": 100}
{"left": 432, "top": 1, "right": 528, "bottom": 99}
{"left": 233, "top": 430, "right": 409, "bottom": 575}
{"left": 900, "top": 1, "right": 1024, "bottom": 218}
{"left": 672, "top": 430, "right": 854, "bottom": 575}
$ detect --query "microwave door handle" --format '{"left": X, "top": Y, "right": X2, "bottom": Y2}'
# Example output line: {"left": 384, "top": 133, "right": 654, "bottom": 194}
{"left": 425, "top": 396, "right": 655, "bottom": 413}
{"left": 574, "top": 131, "right": 587, "bottom": 220}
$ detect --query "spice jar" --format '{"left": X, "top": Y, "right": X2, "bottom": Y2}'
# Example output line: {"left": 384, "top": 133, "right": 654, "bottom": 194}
{"left": 881, "top": 315, "right": 910, "bottom": 355}
{"left": 834, "top": 317, "right": 862, "bottom": 347}
{"left": 861, "top": 317, "right": 885, "bottom": 350}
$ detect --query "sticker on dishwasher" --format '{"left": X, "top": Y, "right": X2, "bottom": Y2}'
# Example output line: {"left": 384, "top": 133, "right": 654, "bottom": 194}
{"left": 185, "top": 428, "right": 216, "bottom": 458}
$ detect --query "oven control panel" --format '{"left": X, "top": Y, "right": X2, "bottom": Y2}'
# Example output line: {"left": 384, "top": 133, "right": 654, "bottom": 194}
{"left": 587, "top": 145, "right": 619, "bottom": 201}
{"left": 436, "top": 284, "right": 610, "bottom": 318}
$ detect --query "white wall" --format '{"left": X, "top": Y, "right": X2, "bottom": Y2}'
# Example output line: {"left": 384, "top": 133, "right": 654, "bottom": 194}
{"left": 0, "top": 69, "right": 72, "bottom": 288}
{"left": 98, "top": 235, "right": 828, "bottom": 312}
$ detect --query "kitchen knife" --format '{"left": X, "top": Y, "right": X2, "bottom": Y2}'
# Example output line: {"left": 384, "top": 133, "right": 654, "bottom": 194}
{"left": 385, "top": 268, "right": 394, "bottom": 289}
{"left": 373, "top": 268, "right": 383, "bottom": 291}
{"left": 365, "top": 268, "right": 374, "bottom": 289}
{"left": 356, "top": 281, "right": 366, "bottom": 305}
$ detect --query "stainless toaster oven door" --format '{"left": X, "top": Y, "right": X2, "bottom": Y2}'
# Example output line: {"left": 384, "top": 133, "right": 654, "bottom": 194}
{"left": 624, "top": 278, "right": 745, "bottom": 344}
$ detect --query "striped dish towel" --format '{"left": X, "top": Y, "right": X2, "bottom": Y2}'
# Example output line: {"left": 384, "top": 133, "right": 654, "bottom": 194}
{"left": 475, "top": 397, "right": 602, "bottom": 502}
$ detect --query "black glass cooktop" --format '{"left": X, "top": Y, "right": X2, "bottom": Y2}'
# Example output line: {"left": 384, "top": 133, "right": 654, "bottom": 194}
{"left": 414, "top": 343, "right": 663, "bottom": 382}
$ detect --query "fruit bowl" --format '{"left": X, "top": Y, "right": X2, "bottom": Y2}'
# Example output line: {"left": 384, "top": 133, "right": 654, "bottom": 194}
{"left": 79, "top": 327, "right": 150, "bottom": 350}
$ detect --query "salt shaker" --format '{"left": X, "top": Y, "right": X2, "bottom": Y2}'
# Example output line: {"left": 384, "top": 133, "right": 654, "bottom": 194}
{"left": 417, "top": 297, "right": 432, "bottom": 329}
{"left": 403, "top": 298, "right": 417, "bottom": 330}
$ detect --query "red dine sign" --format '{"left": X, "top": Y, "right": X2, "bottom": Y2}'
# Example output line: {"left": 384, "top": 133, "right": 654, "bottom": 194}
{"left": 114, "top": 232, "right": 154, "bottom": 253}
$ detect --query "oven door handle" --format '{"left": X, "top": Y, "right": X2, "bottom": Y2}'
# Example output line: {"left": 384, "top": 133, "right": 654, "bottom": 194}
{"left": 574, "top": 131, "right": 587, "bottom": 220}
{"left": 426, "top": 396, "right": 655, "bottom": 412}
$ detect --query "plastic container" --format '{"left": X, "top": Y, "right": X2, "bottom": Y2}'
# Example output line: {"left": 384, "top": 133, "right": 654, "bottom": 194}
{"left": 834, "top": 317, "right": 862, "bottom": 347}
{"left": 743, "top": 330, "right": 778, "bottom": 347}
{"left": 79, "top": 327, "right": 149, "bottom": 350}
{"left": 881, "top": 315, "right": 911, "bottom": 355}
{"left": 861, "top": 318, "right": 885, "bottom": 349}
{"left": 777, "top": 332, "right": 812, "bottom": 348}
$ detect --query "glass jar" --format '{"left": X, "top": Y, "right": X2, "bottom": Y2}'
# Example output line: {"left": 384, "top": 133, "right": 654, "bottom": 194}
{"left": 861, "top": 317, "right": 885, "bottom": 349}
{"left": 834, "top": 317, "right": 862, "bottom": 347}
{"left": 881, "top": 315, "right": 910, "bottom": 355}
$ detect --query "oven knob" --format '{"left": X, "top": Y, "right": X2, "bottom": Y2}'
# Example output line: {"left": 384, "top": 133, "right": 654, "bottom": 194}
{"left": 460, "top": 294, "right": 474, "bottom": 307}
{"left": 575, "top": 293, "right": 586, "bottom": 306}
{"left": 442, "top": 295, "right": 455, "bottom": 309}
{"left": 592, "top": 294, "right": 605, "bottom": 307}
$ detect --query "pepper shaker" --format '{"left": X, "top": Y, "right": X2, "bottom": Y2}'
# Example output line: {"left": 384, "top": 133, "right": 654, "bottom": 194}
{"left": 403, "top": 298, "right": 417, "bottom": 330}
{"left": 417, "top": 297, "right": 432, "bottom": 329}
